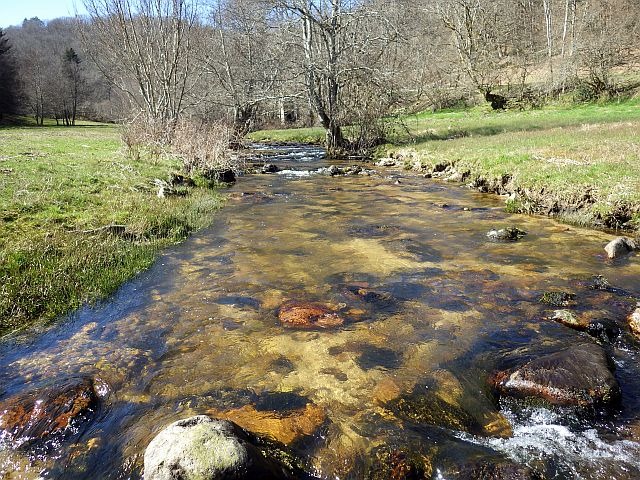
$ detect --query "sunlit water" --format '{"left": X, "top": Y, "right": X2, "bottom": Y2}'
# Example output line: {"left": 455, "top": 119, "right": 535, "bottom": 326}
{"left": 1, "top": 145, "right": 640, "bottom": 478}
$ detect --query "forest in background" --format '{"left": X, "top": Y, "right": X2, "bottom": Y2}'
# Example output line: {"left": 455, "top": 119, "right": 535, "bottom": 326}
{"left": 0, "top": 0, "right": 639, "bottom": 155}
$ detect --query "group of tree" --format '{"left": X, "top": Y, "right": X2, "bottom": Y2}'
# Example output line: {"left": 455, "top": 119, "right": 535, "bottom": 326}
{"left": 0, "top": 0, "right": 638, "bottom": 154}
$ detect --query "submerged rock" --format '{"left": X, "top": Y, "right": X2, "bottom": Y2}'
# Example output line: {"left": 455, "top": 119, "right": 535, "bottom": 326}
{"left": 486, "top": 227, "right": 527, "bottom": 242}
{"left": 388, "top": 370, "right": 512, "bottom": 438}
{"left": 0, "top": 377, "right": 101, "bottom": 447}
{"left": 206, "top": 402, "right": 325, "bottom": 446}
{"left": 604, "top": 237, "right": 636, "bottom": 259}
{"left": 366, "top": 445, "right": 433, "bottom": 480}
{"left": 143, "top": 416, "right": 300, "bottom": 480}
{"left": 493, "top": 343, "right": 620, "bottom": 408}
{"left": 548, "top": 309, "right": 588, "bottom": 330}
{"left": 278, "top": 301, "right": 344, "bottom": 329}
{"left": 452, "top": 460, "right": 542, "bottom": 480}
{"left": 539, "top": 291, "right": 576, "bottom": 307}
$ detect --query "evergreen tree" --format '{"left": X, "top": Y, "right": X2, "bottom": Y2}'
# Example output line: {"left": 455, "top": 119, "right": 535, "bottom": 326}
{"left": 0, "top": 28, "right": 19, "bottom": 120}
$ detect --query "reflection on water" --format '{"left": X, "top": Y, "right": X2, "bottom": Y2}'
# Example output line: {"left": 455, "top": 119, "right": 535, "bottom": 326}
{"left": 1, "top": 145, "right": 640, "bottom": 478}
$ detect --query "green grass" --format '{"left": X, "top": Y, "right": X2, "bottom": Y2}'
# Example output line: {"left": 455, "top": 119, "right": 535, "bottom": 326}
{"left": 0, "top": 121, "right": 223, "bottom": 336}
{"left": 383, "top": 100, "right": 640, "bottom": 228}
{"left": 248, "top": 126, "right": 325, "bottom": 144}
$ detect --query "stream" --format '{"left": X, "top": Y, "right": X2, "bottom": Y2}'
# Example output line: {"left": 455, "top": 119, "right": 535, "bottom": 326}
{"left": 1, "top": 144, "right": 640, "bottom": 479}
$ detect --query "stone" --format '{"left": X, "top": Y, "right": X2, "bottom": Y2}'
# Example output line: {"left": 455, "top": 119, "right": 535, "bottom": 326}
{"left": 493, "top": 343, "right": 620, "bottom": 407}
{"left": 604, "top": 237, "right": 636, "bottom": 259}
{"left": 366, "top": 446, "right": 433, "bottom": 480}
{"left": 206, "top": 403, "right": 325, "bottom": 446}
{"left": 261, "top": 164, "right": 280, "bottom": 174}
{"left": 486, "top": 227, "right": 527, "bottom": 242}
{"left": 628, "top": 307, "right": 640, "bottom": 337}
{"left": 548, "top": 309, "right": 588, "bottom": 330}
{"left": 0, "top": 377, "right": 100, "bottom": 447}
{"left": 539, "top": 291, "right": 576, "bottom": 307}
{"left": 278, "top": 301, "right": 344, "bottom": 329}
{"left": 586, "top": 318, "right": 621, "bottom": 344}
{"left": 376, "top": 158, "right": 397, "bottom": 167}
{"left": 169, "top": 172, "right": 196, "bottom": 187}
{"left": 388, "top": 370, "right": 512, "bottom": 438}
{"left": 210, "top": 169, "right": 236, "bottom": 184}
{"left": 143, "top": 416, "right": 297, "bottom": 480}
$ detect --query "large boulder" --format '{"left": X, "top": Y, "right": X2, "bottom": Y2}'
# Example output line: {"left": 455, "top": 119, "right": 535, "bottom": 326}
{"left": 604, "top": 237, "right": 636, "bottom": 259}
{"left": 143, "top": 416, "right": 298, "bottom": 480}
{"left": 0, "top": 376, "right": 101, "bottom": 447}
{"left": 493, "top": 343, "right": 620, "bottom": 408}
{"left": 278, "top": 301, "right": 344, "bottom": 329}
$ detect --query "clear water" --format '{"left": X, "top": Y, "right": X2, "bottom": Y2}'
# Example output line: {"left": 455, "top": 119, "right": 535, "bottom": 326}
{"left": 1, "top": 145, "right": 639, "bottom": 479}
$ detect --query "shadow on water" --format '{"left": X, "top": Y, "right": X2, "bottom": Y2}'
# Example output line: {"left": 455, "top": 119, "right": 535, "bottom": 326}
{"left": 1, "top": 144, "right": 640, "bottom": 478}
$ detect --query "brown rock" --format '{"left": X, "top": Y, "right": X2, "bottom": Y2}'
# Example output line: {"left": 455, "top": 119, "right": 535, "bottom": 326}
{"left": 0, "top": 377, "right": 100, "bottom": 446}
{"left": 494, "top": 343, "right": 620, "bottom": 407}
{"left": 207, "top": 403, "right": 325, "bottom": 445}
{"left": 278, "top": 301, "right": 344, "bottom": 329}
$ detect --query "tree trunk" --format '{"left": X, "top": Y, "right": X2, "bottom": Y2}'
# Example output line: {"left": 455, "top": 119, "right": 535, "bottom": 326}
{"left": 326, "top": 122, "right": 345, "bottom": 156}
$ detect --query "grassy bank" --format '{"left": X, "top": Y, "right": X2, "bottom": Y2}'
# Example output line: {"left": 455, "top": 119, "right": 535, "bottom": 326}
{"left": 250, "top": 100, "right": 640, "bottom": 231}
{"left": 0, "top": 121, "right": 223, "bottom": 336}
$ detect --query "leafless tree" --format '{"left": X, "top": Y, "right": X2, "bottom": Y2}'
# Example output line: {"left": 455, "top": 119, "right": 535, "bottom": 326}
{"left": 273, "top": 0, "right": 402, "bottom": 155}
{"left": 81, "top": 0, "right": 202, "bottom": 134}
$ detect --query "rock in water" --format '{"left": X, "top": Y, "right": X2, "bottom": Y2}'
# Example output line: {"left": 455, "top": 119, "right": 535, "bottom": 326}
{"left": 144, "top": 416, "right": 297, "bottom": 480}
{"left": 278, "top": 301, "right": 344, "bottom": 329}
{"left": 0, "top": 377, "right": 100, "bottom": 447}
{"left": 486, "top": 227, "right": 527, "bottom": 242}
{"left": 629, "top": 307, "right": 640, "bottom": 337}
{"left": 493, "top": 343, "right": 620, "bottom": 408}
{"left": 604, "top": 237, "right": 636, "bottom": 259}
{"left": 548, "top": 309, "right": 588, "bottom": 330}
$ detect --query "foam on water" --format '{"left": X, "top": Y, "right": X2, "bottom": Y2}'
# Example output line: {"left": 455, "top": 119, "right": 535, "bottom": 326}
{"left": 458, "top": 406, "right": 640, "bottom": 478}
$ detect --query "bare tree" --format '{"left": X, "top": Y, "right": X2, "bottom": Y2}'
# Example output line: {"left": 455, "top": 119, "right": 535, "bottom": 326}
{"left": 273, "top": 0, "right": 401, "bottom": 155}
{"left": 81, "top": 0, "right": 202, "bottom": 133}
{"left": 201, "top": 0, "right": 296, "bottom": 135}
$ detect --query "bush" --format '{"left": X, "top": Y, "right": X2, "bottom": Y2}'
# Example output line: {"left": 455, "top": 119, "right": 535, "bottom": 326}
{"left": 171, "top": 119, "right": 242, "bottom": 177}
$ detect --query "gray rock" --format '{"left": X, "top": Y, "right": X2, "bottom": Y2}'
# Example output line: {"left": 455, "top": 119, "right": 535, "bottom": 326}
{"left": 604, "top": 237, "right": 636, "bottom": 259}
{"left": 144, "top": 416, "right": 293, "bottom": 480}
{"left": 376, "top": 158, "right": 397, "bottom": 167}
{"left": 486, "top": 227, "right": 527, "bottom": 242}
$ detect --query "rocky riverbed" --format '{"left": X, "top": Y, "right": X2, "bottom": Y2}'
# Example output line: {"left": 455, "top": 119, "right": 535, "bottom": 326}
{"left": 1, "top": 144, "right": 639, "bottom": 479}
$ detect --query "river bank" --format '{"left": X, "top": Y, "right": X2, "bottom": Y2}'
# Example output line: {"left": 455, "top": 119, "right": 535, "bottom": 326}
{"left": 0, "top": 122, "right": 223, "bottom": 336}
{"left": 250, "top": 101, "right": 640, "bottom": 234}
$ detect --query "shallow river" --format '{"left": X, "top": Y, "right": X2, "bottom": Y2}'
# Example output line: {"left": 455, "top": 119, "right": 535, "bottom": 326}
{"left": 1, "top": 145, "right": 640, "bottom": 479}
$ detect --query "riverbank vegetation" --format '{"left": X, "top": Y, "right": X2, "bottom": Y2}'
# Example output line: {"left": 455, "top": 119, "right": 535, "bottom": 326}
{"left": 0, "top": 121, "right": 223, "bottom": 336}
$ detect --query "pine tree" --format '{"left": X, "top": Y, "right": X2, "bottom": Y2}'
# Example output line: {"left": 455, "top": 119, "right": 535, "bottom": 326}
{"left": 0, "top": 28, "right": 19, "bottom": 121}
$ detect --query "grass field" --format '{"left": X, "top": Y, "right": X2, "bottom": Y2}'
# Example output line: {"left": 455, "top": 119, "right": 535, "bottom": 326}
{"left": 250, "top": 100, "right": 640, "bottom": 230}
{"left": 0, "top": 121, "right": 223, "bottom": 336}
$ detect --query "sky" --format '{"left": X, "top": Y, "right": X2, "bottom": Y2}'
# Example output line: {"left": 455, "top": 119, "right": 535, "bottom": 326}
{"left": 1, "top": 0, "right": 88, "bottom": 28}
